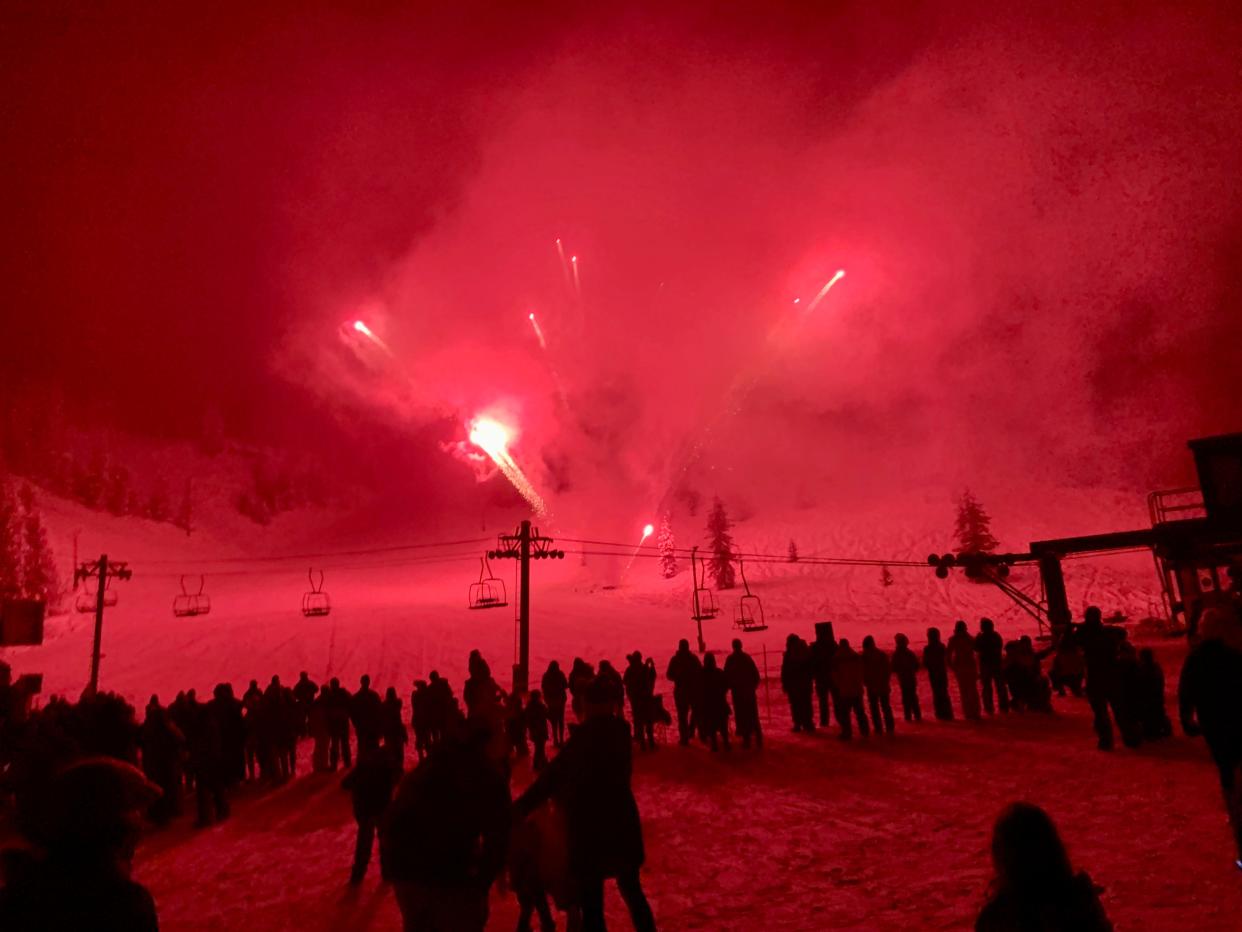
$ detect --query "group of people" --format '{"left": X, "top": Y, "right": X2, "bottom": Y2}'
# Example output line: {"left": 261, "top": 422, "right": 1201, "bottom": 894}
{"left": 770, "top": 612, "right": 1174, "bottom": 750}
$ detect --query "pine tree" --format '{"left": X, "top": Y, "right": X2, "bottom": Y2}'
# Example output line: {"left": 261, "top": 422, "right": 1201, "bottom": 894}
{"left": 705, "top": 497, "right": 736, "bottom": 589}
{"left": 657, "top": 513, "right": 678, "bottom": 578}
{"left": 954, "top": 489, "right": 999, "bottom": 555}
{"left": 0, "top": 478, "right": 21, "bottom": 597}
{"left": 18, "top": 484, "right": 59, "bottom": 605}
{"left": 787, "top": 539, "right": 799, "bottom": 563}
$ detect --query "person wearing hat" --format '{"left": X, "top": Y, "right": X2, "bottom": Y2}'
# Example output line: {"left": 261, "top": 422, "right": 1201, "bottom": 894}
{"left": 0, "top": 757, "right": 161, "bottom": 930}
{"left": 515, "top": 675, "right": 656, "bottom": 931}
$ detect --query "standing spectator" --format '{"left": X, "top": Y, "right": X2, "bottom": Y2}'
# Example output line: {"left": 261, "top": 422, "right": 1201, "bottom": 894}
{"left": 699, "top": 653, "right": 732, "bottom": 752}
{"left": 382, "top": 687, "right": 408, "bottom": 770}
{"left": 861, "top": 636, "right": 895, "bottom": 736}
{"left": 343, "top": 743, "right": 398, "bottom": 885}
{"left": 781, "top": 634, "right": 816, "bottom": 733}
{"left": 1179, "top": 611, "right": 1242, "bottom": 870}
{"left": 351, "top": 674, "right": 384, "bottom": 753}
{"left": 464, "top": 651, "right": 504, "bottom": 723}
{"left": 831, "top": 638, "right": 869, "bottom": 740}
{"left": 595, "top": 661, "right": 625, "bottom": 719}
{"left": 1050, "top": 637, "right": 1086, "bottom": 698}
{"left": 505, "top": 691, "right": 529, "bottom": 759}
{"left": 540, "top": 661, "right": 569, "bottom": 747}
{"left": 568, "top": 658, "right": 595, "bottom": 724}
{"left": 947, "top": 620, "right": 982, "bottom": 721}
{"left": 923, "top": 627, "right": 954, "bottom": 721}
{"left": 327, "top": 677, "right": 353, "bottom": 770}
{"left": 139, "top": 696, "right": 184, "bottom": 824}
{"left": 1075, "top": 607, "right": 1133, "bottom": 750}
{"left": 526, "top": 689, "right": 550, "bottom": 770}
{"left": 293, "top": 671, "right": 318, "bottom": 737}
{"left": 975, "top": 618, "right": 1008, "bottom": 715}
{"left": 381, "top": 721, "right": 511, "bottom": 931}
{"left": 426, "top": 671, "right": 454, "bottom": 748}
{"left": 891, "top": 634, "right": 922, "bottom": 722}
{"left": 309, "top": 689, "right": 332, "bottom": 772}
{"left": 410, "top": 680, "right": 431, "bottom": 763}
{"left": 666, "top": 640, "right": 703, "bottom": 746}
{"left": 976, "top": 802, "right": 1112, "bottom": 931}
{"left": 623, "top": 652, "right": 657, "bottom": 751}
{"left": 515, "top": 677, "right": 657, "bottom": 932}
{"left": 241, "top": 679, "right": 263, "bottom": 781}
{"left": 724, "top": 638, "right": 763, "bottom": 749}
{"left": 811, "top": 622, "right": 838, "bottom": 728}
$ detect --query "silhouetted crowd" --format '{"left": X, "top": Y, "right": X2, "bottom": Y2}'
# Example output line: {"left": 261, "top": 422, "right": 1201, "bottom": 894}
{"left": 5, "top": 592, "right": 1242, "bottom": 930}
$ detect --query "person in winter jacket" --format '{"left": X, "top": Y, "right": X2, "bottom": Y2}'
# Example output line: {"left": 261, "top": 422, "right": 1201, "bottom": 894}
{"left": 947, "top": 620, "right": 982, "bottom": 721}
{"left": 810, "top": 622, "right": 838, "bottom": 727}
{"left": 923, "top": 627, "right": 954, "bottom": 721}
{"left": 830, "top": 638, "right": 869, "bottom": 740}
{"left": 724, "top": 638, "right": 763, "bottom": 749}
{"left": 891, "top": 634, "right": 922, "bottom": 722}
{"left": 861, "top": 636, "right": 895, "bottom": 735}
{"left": 623, "top": 652, "right": 657, "bottom": 751}
{"left": 343, "top": 743, "right": 398, "bottom": 884}
{"left": 540, "top": 661, "right": 569, "bottom": 747}
{"left": 781, "top": 634, "right": 816, "bottom": 733}
{"left": 666, "top": 640, "right": 703, "bottom": 745}
{"left": 526, "top": 690, "right": 550, "bottom": 770}
{"left": 698, "top": 653, "right": 732, "bottom": 752}
{"left": 974, "top": 618, "right": 1008, "bottom": 715}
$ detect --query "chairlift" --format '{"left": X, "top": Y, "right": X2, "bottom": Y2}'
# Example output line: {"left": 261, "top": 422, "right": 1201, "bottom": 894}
{"left": 468, "top": 556, "right": 508, "bottom": 610}
{"left": 172, "top": 575, "right": 211, "bottom": 618}
{"left": 302, "top": 568, "right": 331, "bottom": 617}
{"left": 75, "top": 577, "right": 119, "bottom": 614}
{"left": 734, "top": 560, "right": 767, "bottom": 632}
{"left": 691, "top": 550, "right": 719, "bottom": 621}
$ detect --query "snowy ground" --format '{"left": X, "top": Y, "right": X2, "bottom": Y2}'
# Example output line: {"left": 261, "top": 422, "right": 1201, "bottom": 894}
{"left": 5, "top": 491, "right": 1239, "bottom": 929}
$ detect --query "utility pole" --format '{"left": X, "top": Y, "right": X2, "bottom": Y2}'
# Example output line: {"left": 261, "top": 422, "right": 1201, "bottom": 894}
{"left": 690, "top": 547, "right": 708, "bottom": 652}
{"left": 74, "top": 554, "right": 132, "bottom": 696}
{"left": 489, "top": 521, "right": 564, "bottom": 694}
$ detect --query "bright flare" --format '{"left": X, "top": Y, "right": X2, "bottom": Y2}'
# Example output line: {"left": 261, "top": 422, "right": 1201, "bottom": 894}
{"left": 642, "top": 523, "right": 655, "bottom": 538}
{"left": 352, "top": 319, "right": 392, "bottom": 355}
{"left": 528, "top": 312, "right": 548, "bottom": 351}
{"left": 805, "top": 269, "right": 846, "bottom": 314}
{"left": 468, "top": 416, "right": 548, "bottom": 516}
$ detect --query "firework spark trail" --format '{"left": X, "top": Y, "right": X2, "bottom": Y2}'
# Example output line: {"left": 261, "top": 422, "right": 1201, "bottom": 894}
{"left": 469, "top": 417, "right": 549, "bottom": 516}
{"left": 804, "top": 269, "right": 845, "bottom": 315}
{"left": 555, "top": 238, "right": 571, "bottom": 290}
{"left": 570, "top": 254, "right": 581, "bottom": 297}
{"left": 623, "top": 523, "right": 656, "bottom": 574}
{"left": 528, "top": 312, "right": 548, "bottom": 351}
{"left": 352, "top": 319, "right": 394, "bottom": 356}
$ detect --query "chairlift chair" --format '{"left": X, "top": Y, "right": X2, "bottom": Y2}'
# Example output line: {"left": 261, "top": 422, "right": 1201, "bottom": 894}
{"left": 172, "top": 575, "right": 211, "bottom": 618}
{"left": 468, "top": 556, "right": 508, "bottom": 610}
{"left": 691, "top": 550, "right": 719, "bottom": 621}
{"left": 75, "top": 578, "right": 119, "bottom": 614}
{"left": 302, "top": 568, "right": 331, "bottom": 617}
{"left": 734, "top": 560, "right": 767, "bottom": 632}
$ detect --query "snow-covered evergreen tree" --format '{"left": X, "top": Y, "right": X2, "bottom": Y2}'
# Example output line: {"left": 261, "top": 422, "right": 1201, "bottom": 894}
{"left": 954, "top": 489, "right": 999, "bottom": 554}
{"left": 788, "top": 539, "right": 799, "bottom": 563}
{"left": 0, "top": 479, "right": 21, "bottom": 596}
{"left": 705, "top": 497, "right": 736, "bottom": 589}
{"left": 18, "top": 484, "right": 59, "bottom": 605}
{"left": 657, "top": 513, "right": 678, "bottom": 578}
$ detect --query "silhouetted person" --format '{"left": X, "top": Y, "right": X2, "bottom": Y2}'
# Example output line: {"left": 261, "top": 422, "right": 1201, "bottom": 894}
{"left": 508, "top": 810, "right": 560, "bottom": 932}
{"left": 1116, "top": 642, "right": 1144, "bottom": 748}
{"left": 831, "top": 638, "right": 869, "bottom": 740}
{"left": 1075, "top": 606, "right": 1132, "bottom": 750}
{"left": 975, "top": 618, "right": 1008, "bottom": 715}
{"left": 241, "top": 679, "right": 263, "bottom": 781}
{"left": 891, "top": 633, "right": 922, "bottom": 722}
{"left": 1178, "top": 613, "right": 1242, "bottom": 869}
{"left": 464, "top": 651, "right": 504, "bottom": 722}
{"left": 426, "top": 670, "right": 454, "bottom": 747}
{"left": 698, "top": 653, "right": 731, "bottom": 751}
{"left": 191, "top": 684, "right": 233, "bottom": 827}
{"left": 139, "top": 696, "right": 184, "bottom": 825}
{"left": 623, "top": 652, "right": 657, "bottom": 751}
{"left": 1135, "top": 648, "right": 1172, "bottom": 740}
{"left": 541, "top": 661, "right": 569, "bottom": 747}
{"left": 666, "top": 640, "right": 703, "bottom": 745}
{"left": 596, "top": 660, "right": 625, "bottom": 719}
{"left": 923, "top": 627, "right": 954, "bottom": 721}
{"left": 516, "top": 677, "right": 657, "bottom": 932}
{"left": 947, "top": 620, "right": 982, "bottom": 721}
{"left": 526, "top": 689, "right": 550, "bottom": 769}
{"left": 410, "top": 680, "right": 431, "bottom": 762}
{"left": 976, "top": 802, "right": 1112, "bottom": 931}
{"left": 293, "top": 671, "right": 318, "bottom": 737}
{"left": 351, "top": 674, "right": 384, "bottom": 752}
{"left": 326, "top": 677, "right": 353, "bottom": 769}
{"left": 568, "top": 658, "right": 595, "bottom": 723}
{"left": 506, "top": 690, "right": 529, "bottom": 758}
{"left": 382, "top": 687, "right": 408, "bottom": 770}
{"left": 811, "top": 621, "right": 838, "bottom": 727}
{"left": 169, "top": 689, "right": 198, "bottom": 792}
{"left": 0, "top": 758, "right": 161, "bottom": 931}
{"left": 781, "top": 634, "right": 816, "bottom": 733}
{"left": 724, "top": 638, "right": 762, "bottom": 748}
{"left": 862, "top": 636, "right": 895, "bottom": 735}
{"left": 343, "top": 743, "right": 398, "bottom": 884}
{"left": 381, "top": 720, "right": 511, "bottom": 931}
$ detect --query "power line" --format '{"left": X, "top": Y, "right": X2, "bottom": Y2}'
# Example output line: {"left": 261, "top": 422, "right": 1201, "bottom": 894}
{"left": 139, "top": 537, "right": 492, "bottom": 567}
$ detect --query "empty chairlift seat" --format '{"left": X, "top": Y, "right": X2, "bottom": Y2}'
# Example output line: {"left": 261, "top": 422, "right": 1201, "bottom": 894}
{"left": 302, "top": 568, "right": 331, "bottom": 617}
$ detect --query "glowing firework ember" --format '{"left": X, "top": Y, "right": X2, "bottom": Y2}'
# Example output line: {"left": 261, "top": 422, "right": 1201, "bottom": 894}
{"left": 528, "top": 311, "right": 548, "bottom": 351}
{"left": 804, "top": 269, "right": 846, "bottom": 314}
{"left": 570, "top": 254, "right": 581, "bottom": 295}
{"left": 468, "top": 416, "right": 548, "bottom": 516}
{"left": 351, "top": 319, "right": 393, "bottom": 355}
{"left": 642, "top": 523, "right": 655, "bottom": 539}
